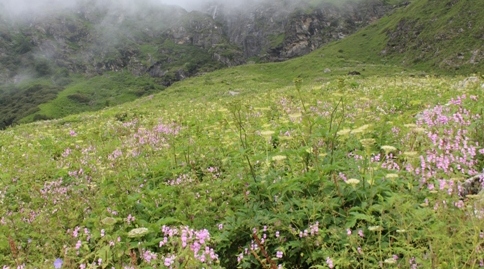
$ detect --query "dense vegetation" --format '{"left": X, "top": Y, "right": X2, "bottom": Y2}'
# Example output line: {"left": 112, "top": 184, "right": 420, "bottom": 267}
{"left": 0, "top": 2, "right": 225, "bottom": 129}
{"left": 1, "top": 62, "right": 484, "bottom": 267}
{"left": 1, "top": 0, "right": 484, "bottom": 268}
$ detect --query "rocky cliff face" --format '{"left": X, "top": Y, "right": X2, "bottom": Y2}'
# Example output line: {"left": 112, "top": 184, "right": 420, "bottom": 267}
{"left": 0, "top": 0, "right": 400, "bottom": 86}
{"left": 202, "top": 0, "right": 395, "bottom": 62}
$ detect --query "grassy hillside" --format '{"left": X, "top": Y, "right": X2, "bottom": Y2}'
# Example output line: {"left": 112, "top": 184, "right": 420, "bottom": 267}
{"left": 18, "top": 72, "right": 163, "bottom": 123}
{"left": 319, "top": 0, "right": 484, "bottom": 74}
{"left": 9, "top": 43, "right": 406, "bottom": 128}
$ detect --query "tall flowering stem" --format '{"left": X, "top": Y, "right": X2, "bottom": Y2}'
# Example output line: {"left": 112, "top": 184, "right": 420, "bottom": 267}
{"left": 229, "top": 101, "right": 257, "bottom": 183}
{"left": 8, "top": 237, "right": 18, "bottom": 266}
{"left": 129, "top": 249, "right": 138, "bottom": 268}
{"left": 252, "top": 232, "right": 278, "bottom": 269}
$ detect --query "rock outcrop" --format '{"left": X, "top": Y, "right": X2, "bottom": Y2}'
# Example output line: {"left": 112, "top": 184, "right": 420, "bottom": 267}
{"left": 0, "top": 0, "right": 401, "bottom": 85}
{"left": 204, "top": 0, "right": 395, "bottom": 61}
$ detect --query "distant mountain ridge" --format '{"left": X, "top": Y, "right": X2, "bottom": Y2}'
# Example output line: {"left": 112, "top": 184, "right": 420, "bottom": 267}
{"left": 0, "top": 0, "right": 402, "bottom": 129}
{"left": 0, "top": 0, "right": 399, "bottom": 85}
{"left": 2, "top": 0, "right": 483, "bottom": 130}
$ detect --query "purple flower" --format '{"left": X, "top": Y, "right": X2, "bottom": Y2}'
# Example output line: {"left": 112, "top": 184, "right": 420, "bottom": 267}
{"left": 164, "top": 255, "right": 176, "bottom": 266}
{"left": 75, "top": 240, "right": 82, "bottom": 250}
{"left": 326, "top": 257, "right": 334, "bottom": 268}
{"left": 54, "top": 258, "right": 63, "bottom": 269}
{"left": 237, "top": 253, "right": 244, "bottom": 263}
{"left": 143, "top": 250, "right": 158, "bottom": 263}
{"left": 276, "top": 251, "right": 283, "bottom": 259}
{"left": 195, "top": 229, "right": 210, "bottom": 244}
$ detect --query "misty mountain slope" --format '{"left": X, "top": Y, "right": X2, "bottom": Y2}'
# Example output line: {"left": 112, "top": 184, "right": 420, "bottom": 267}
{"left": 0, "top": 0, "right": 400, "bottom": 129}
{"left": 0, "top": 2, "right": 224, "bottom": 128}
{"left": 0, "top": 1, "right": 215, "bottom": 80}
{"left": 0, "top": 0, "right": 399, "bottom": 83}
{"left": 313, "top": 0, "right": 484, "bottom": 73}
{"left": 206, "top": 0, "right": 400, "bottom": 61}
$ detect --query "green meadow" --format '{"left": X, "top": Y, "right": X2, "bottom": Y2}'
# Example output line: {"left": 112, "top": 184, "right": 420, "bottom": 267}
{"left": 1, "top": 0, "right": 484, "bottom": 267}
{"left": 1, "top": 57, "right": 484, "bottom": 268}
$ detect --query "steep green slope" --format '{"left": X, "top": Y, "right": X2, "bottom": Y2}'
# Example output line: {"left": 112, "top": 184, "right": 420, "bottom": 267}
{"left": 317, "top": 0, "right": 484, "bottom": 74}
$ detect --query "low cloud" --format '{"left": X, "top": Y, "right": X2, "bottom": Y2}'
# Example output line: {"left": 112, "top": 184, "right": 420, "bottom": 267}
{"left": 0, "top": 0, "right": 271, "bottom": 19}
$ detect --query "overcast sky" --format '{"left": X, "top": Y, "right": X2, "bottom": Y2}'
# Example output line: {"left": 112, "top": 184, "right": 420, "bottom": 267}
{"left": 0, "top": 0, "right": 255, "bottom": 17}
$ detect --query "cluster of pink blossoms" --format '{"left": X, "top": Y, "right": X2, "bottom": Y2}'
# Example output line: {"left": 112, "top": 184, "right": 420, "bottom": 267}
{"left": 159, "top": 225, "right": 219, "bottom": 267}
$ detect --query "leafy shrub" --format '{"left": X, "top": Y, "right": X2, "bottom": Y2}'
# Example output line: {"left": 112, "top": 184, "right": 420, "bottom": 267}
{"left": 67, "top": 93, "right": 92, "bottom": 104}
{"left": 34, "top": 59, "right": 53, "bottom": 77}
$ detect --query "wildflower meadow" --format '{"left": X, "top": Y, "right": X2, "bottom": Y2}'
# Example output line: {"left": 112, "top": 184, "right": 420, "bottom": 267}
{"left": 1, "top": 73, "right": 484, "bottom": 268}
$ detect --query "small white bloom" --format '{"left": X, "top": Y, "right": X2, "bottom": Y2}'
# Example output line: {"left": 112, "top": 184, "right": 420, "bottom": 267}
{"left": 381, "top": 145, "right": 396, "bottom": 154}
{"left": 368, "top": 226, "right": 382, "bottom": 232}
{"left": 346, "top": 178, "right": 360, "bottom": 186}
{"left": 385, "top": 173, "right": 398, "bottom": 179}
{"left": 260, "top": 131, "right": 275, "bottom": 137}
{"left": 271, "top": 155, "right": 287, "bottom": 161}
{"left": 384, "top": 257, "right": 397, "bottom": 264}
{"left": 128, "top": 228, "right": 149, "bottom": 238}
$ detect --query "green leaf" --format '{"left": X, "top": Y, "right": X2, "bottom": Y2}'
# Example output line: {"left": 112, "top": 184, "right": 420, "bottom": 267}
{"left": 156, "top": 217, "right": 183, "bottom": 227}
{"left": 369, "top": 204, "right": 384, "bottom": 213}
{"left": 346, "top": 212, "right": 374, "bottom": 228}
{"left": 97, "top": 245, "right": 111, "bottom": 263}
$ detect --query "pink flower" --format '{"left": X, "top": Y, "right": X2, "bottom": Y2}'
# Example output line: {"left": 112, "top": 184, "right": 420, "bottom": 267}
{"left": 75, "top": 240, "right": 82, "bottom": 250}
{"left": 72, "top": 226, "right": 80, "bottom": 238}
{"left": 326, "top": 257, "right": 334, "bottom": 268}
{"left": 276, "top": 251, "right": 283, "bottom": 259}
{"left": 195, "top": 229, "right": 210, "bottom": 244}
{"left": 164, "top": 255, "right": 175, "bottom": 266}
{"left": 181, "top": 232, "right": 188, "bottom": 248}
{"left": 454, "top": 200, "right": 465, "bottom": 209}
{"left": 143, "top": 250, "right": 157, "bottom": 263}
